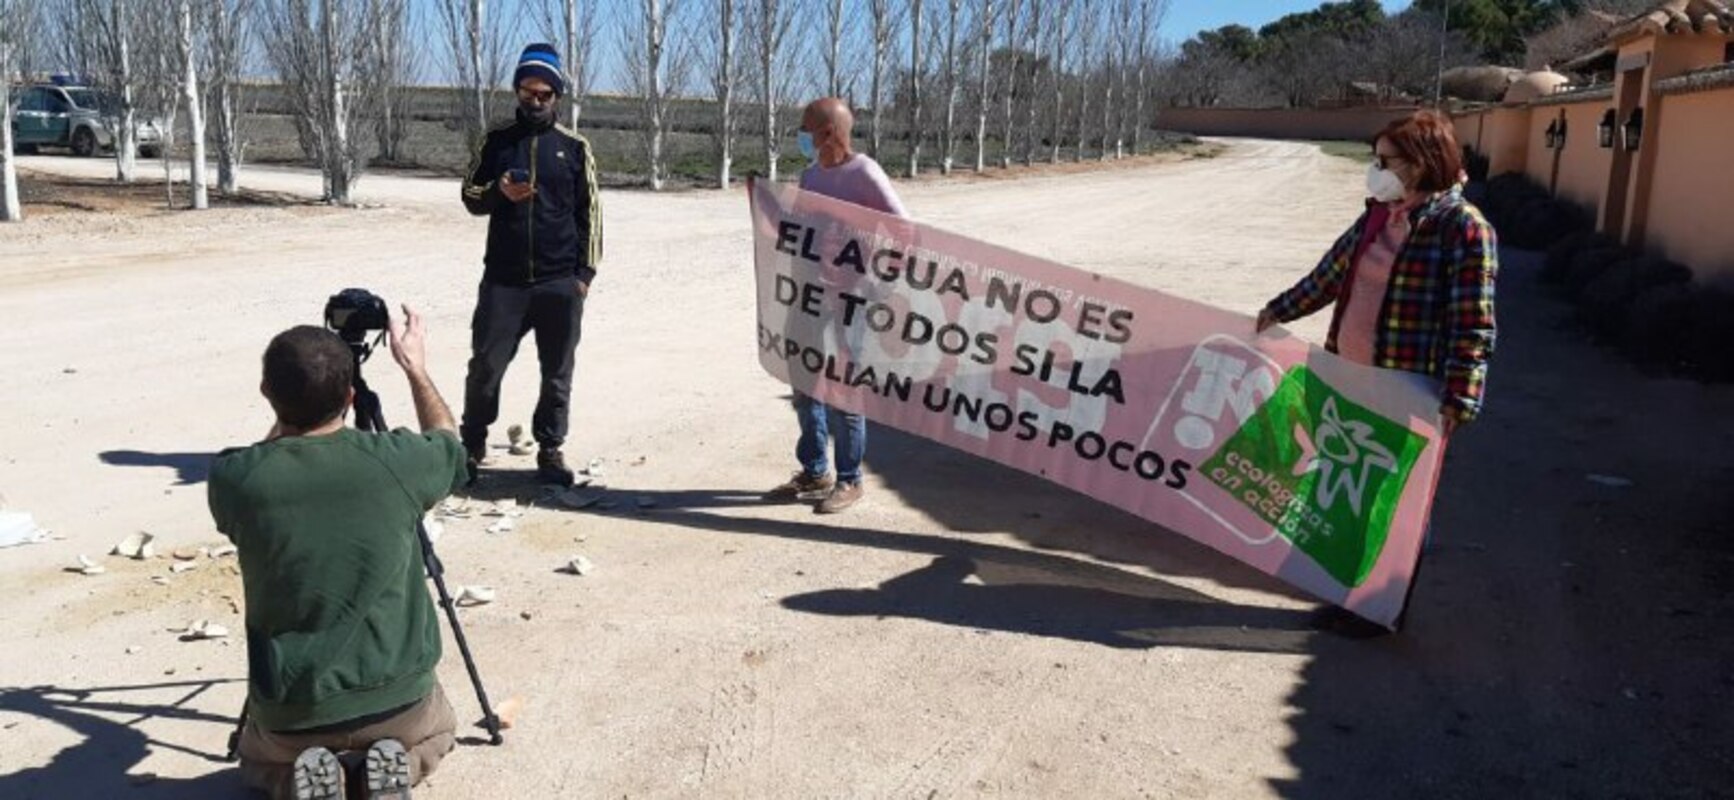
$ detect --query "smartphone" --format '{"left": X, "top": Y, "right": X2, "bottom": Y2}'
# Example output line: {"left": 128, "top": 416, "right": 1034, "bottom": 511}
{"left": 507, "top": 168, "right": 530, "bottom": 184}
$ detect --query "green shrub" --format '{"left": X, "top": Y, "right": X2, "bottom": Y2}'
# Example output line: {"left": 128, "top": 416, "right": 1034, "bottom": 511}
{"left": 1682, "top": 288, "right": 1734, "bottom": 382}
{"left": 1561, "top": 246, "right": 1634, "bottom": 299}
{"left": 1542, "top": 230, "right": 1617, "bottom": 285}
{"left": 1577, "top": 255, "right": 1692, "bottom": 339}
{"left": 1622, "top": 283, "right": 1695, "bottom": 367}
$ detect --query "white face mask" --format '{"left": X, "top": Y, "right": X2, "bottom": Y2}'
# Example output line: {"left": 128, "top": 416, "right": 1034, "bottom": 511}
{"left": 1366, "top": 162, "right": 1407, "bottom": 203}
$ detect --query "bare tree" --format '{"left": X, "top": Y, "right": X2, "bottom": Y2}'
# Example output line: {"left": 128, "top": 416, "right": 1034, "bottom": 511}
{"left": 1524, "top": 2, "right": 1645, "bottom": 71}
{"left": 821, "top": 0, "right": 846, "bottom": 97}
{"left": 64, "top": 0, "right": 143, "bottom": 181}
{"left": 1258, "top": 30, "right": 1345, "bottom": 109}
{"left": 206, "top": 0, "right": 249, "bottom": 193}
{"left": 176, "top": 0, "right": 208, "bottom": 208}
{"left": 1366, "top": 11, "right": 1470, "bottom": 102}
{"left": 538, "top": 0, "right": 601, "bottom": 127}
{"left": 1169, "top": 35, "right": 1237, "bottom": 107}
{"left": 750, "top": 0, "right": 794, "bottom": 181}
{"left": 1, "top": 0, "right": 39, "bottom": 221}
{"left": 993, "top": 0, "right": 1018, "bottom": 168}
{"left": 364, "top": 0, "right": 417, "bottom": 164}
{"left": 435, "top": 0, "right": 514, "bottom": 146}
{"left": 703, "top": 0, "right": 739, "bottom": 187}
{"left": 969, "top": 0, "right": 992, "bottom": 171}
{"left": 937, "top": 0, "right": 960, "bottom": 174}
{"left": 317, "top": 0, "right": 354, "bottom": 201}
{"left": 1020, "top": 0, "right": 1041, "bottom": 165}
{"left": 1108, "top": 0, "right": 1134, "bottom": 159}
{"left": 131, "top": 0, "right": 185, "bottom": 206}
{"left": 0, "top": 42, "right": 16, "bottom": 223}
{"left": 866, "top": 0, "right": 895, "bottom": 159}
{"left": 1046, "top": 0, "right": 1068, "bottom": 163}
{"left": 260, "top": 0, "right": 371, "bottom": 203}
{"left": 1129, "top": 0, "right": 1165, "bottom": 155}
{"left": 1071, "top": 0, "right": 1095, "bottom": 162}
{"left": 620, "top": 0, "right": 693, "bottom": 190}
{"left": 1101, "top": 0, "right": 1131, "bottom": 161}
{"left": 905, "top": 0, "right": 922, "bottom": 177}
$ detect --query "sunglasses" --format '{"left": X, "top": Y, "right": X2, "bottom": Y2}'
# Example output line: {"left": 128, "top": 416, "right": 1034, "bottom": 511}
{"left": 517, "top": 87, "right": 556, "bottom": 105}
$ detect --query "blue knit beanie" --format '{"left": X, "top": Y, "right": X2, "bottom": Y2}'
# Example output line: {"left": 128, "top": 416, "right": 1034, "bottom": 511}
{"left": 514, "top": 43, "right": 565, "bottom": 95}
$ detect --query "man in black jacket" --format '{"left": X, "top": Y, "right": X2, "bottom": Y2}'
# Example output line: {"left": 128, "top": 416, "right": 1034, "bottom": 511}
{"left": 460, "top": 43, "right": 602, "bottom": 486}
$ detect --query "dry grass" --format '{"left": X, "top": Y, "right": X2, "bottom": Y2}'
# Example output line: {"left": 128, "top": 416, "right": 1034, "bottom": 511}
{"left": 16, "top": 169, "right": 317, "bottom": 217}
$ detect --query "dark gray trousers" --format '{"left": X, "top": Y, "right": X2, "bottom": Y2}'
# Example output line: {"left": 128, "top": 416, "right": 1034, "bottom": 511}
{"left": 461, "top": 279, "right": 585, "bottom": 450}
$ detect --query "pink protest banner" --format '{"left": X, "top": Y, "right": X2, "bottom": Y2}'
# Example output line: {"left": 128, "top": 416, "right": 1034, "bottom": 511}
{"left": 750, "top": 179, "right": 1445, "bottom": 628}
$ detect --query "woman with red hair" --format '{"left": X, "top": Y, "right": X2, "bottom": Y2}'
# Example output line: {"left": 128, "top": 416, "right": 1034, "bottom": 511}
{"left": 1257, "top": 110, "right": 1497, "bottom": 437}
{"left": 1257, "top": 110, "right": 1496, "bottom": 634}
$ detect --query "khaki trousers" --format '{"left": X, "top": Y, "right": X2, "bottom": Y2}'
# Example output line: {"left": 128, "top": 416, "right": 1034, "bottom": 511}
{"left": 238, "top": 682, "right": 457, "bottom": 800}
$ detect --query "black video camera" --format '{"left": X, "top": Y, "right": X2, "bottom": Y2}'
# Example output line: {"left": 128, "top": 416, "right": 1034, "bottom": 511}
{"left": 324, "top": 288, "right": 389, "bottom": 344}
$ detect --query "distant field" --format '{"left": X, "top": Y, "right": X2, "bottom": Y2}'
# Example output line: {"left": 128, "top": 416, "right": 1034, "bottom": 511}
{"left": 166, "top": 83, "right": 1201, "bottom": 190}
{"left": 1311, "top": 139, "right": 1373, "bottom": 162}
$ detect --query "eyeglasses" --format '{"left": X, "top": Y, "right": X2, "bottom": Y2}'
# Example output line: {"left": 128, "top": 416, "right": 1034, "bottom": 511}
{"left": 517, "top": 87, "right": 556, "bottom": 105}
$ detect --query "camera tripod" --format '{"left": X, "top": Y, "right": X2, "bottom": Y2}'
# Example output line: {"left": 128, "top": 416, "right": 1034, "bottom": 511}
{"left": 226, "top": 335, "right": 504, "bottom": 762}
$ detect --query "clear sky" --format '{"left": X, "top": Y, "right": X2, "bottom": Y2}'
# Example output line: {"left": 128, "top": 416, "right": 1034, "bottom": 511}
{"left": 1165, "top": 0, "right": 1414, "bottom": 41}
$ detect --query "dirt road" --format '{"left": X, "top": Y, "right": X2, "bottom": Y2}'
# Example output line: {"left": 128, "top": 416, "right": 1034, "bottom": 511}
{"left": 2, "top": 140, "right": 1729, "bottom": 798}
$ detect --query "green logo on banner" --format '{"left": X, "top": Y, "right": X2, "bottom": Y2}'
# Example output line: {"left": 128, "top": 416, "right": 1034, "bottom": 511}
{"left": 1198, "top": 366, "right": 1428, "bottom": 587}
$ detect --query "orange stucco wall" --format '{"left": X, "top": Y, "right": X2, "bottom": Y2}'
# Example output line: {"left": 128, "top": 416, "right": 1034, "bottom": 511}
{"left": 1543, "top": 100, "right": 1615, "bottom": 217}
{"left": 1650, "top": 35, "right": 1729, "bottom": 81}
{"left": 1523, "top": 110, "right": 1558, "bottom": 187}
{"left": 1458, "top": 23, "right": 1734, "bottom": 283}
{"left": 1481, "top": 107, "right": 1533, "bottom": 177}
{"left": 1618, "top": 33, "right": 1734, "bottom": 244}
{"left": 1643, "top": 86, "right": 1734, "bottom": 283}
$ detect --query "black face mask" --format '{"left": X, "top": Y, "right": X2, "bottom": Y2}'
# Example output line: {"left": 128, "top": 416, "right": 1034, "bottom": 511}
{"left": 520, "top": 103, "right": 556, "bottom": 128}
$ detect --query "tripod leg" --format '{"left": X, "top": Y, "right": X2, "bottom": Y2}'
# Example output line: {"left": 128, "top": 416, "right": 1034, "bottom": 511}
{"left": 349, "top": 362, "right": 500, "bottom": 742}
{"left": 353, "top": 377, "right": 387, "bottom": 435}
{"left": 226, "top": 703, "right": 248, "bottom": 762}
{"left": 420, "top": 524, "right": 504, "bottom": 745}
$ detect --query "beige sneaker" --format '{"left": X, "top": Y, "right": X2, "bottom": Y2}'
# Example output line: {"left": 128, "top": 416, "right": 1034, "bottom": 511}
{"left": 815, "top": 481, "right": 864, "bottom": 514}
{"left": 764, "top": 471, "right": 835, "bottom": 502}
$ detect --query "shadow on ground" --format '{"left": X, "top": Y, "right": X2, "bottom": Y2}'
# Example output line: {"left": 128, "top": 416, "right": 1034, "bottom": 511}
{"left": 637, "top": 249, "right": 1734, "bottom": 794}
{"left": 598, "top": 493, "right": 1319, "bottom": 653}
{"left": 98, "top": 450, "right": 213, "bottom": 485}
{"left": 862, "top": 417, "right": 1311, "bottom": 602}
{"left": 0, "top": 681, "right": 245, "bottom": 798}
{"left": 1264, "top": 253, "right": 1734, "bottom": 796}
{"left": 781, "top": 553, "right": 1314, "bottom": 652}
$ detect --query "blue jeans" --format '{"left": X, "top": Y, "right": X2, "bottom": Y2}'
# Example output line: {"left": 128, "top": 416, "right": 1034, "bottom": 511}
{"left": 794, "top": 393, "right": 865, "bottom": 484}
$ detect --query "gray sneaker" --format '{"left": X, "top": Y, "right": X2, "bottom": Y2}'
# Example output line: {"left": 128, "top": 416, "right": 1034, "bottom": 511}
{"left": 365, "top": 738, "right": 414, "bottom": 799}
{"left": 764, "top": 471, "right": 835, "bottom": 502}
{"left": 815, "top": 481, "right": 864, "bottom": 514}
{"left": 290, "top": 746, "right": 343, "bottom": 800}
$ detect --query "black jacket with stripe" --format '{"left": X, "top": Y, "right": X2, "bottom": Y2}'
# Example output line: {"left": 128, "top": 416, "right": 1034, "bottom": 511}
{"left": 461, "top": 112, "right": 602, "bottom": 287}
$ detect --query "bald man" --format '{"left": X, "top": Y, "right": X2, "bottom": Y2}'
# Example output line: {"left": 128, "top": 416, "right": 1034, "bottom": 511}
{"left": 763, "top": 97, "right": 908, "bottom": 514}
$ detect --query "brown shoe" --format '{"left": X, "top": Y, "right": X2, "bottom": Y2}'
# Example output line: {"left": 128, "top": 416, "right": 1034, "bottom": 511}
{"left": 537, "top": 448, "right": 577, "bottom": 487}
{"left": 815, "top": 481, "right": 864, "bottom": 514}
{"left": 464, "top": 441, "right": 487, "bottom": 485}
{"left": 764, "top": 471, "right": 834, "bottom": 502}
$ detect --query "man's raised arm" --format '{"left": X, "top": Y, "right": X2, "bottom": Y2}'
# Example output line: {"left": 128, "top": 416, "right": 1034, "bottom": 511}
{"left": 387, "top": 305, "right": 458, "bottom": 436}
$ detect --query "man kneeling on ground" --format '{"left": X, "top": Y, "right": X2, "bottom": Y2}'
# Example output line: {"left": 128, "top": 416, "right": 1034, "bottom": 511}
{"left": 209, "top": 307, "right": 468, "bottom": 800}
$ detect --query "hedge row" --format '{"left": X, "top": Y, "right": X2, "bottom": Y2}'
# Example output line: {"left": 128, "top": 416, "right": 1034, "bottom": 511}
{"left": 1483, "top": 172, "right": 1734, "bottom": 381}
{"left": 1481, "top": 173, "right": 1595, "bottom": 250}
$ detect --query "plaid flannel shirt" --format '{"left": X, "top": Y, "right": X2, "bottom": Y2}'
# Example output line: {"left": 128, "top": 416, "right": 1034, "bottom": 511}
{"left": 1265, "top": 187, "right": 1498, "bottom": 423}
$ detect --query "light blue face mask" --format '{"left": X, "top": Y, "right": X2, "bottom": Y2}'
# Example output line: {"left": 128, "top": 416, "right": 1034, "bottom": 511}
{"left": 797, "top": 130, "right": 818, "bottom": 162}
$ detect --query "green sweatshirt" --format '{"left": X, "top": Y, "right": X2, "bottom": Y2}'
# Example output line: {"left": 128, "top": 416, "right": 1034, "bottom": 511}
{"left": 208, "top": 427, "right": 468, "bottom": 732}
